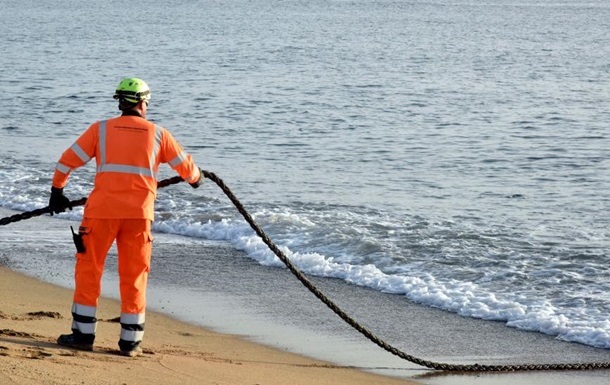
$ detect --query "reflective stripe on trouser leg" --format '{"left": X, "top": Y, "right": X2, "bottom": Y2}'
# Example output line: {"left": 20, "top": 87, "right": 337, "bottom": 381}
{"left": 119, "top": 312, "right": 145, "bottom": 351}
{"left": 71, "top": 303, "right": 97, "bottom": 343}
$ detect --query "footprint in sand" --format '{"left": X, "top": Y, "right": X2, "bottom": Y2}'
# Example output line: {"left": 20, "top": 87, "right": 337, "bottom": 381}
{"left": 0, "top": 329, "right": 35, "bottom": 338}
{"left": 0, "top": 310, "right": 63, "bottom": 321}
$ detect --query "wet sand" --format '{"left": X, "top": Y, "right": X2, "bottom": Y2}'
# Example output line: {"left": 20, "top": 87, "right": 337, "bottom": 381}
{"left": 0, "top": 266, "right": 420, "bottom": 385}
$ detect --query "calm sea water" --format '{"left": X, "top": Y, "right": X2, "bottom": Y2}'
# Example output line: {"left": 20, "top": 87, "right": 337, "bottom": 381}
{"left": 1, "top": 0, "right": 609, "bottom": 353}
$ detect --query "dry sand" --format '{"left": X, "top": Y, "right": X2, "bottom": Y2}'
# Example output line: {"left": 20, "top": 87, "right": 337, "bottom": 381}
{"left": 0, "top": 266, "right": 419, "bottom": 385}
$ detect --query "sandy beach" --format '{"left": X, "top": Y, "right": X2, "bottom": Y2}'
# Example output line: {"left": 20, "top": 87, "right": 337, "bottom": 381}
{"left": 3, "top": 207, "right": 610, "bottom": 385}
{"left": 0, "top": 266, "right": 420, "bottom": 385}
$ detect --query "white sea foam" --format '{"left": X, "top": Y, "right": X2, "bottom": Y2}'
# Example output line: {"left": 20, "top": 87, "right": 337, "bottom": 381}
{"left": 151, "top": 214, "right": 610, "bottom": 350}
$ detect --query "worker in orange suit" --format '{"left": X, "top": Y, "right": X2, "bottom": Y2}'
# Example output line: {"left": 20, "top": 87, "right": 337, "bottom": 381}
{"left": 48, "top": 78, "right": 203, "bottom": 357}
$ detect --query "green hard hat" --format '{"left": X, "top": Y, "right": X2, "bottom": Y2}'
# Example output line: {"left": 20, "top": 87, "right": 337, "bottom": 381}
{"left": 113, "top": 78, "right": 151, "bottom": 103}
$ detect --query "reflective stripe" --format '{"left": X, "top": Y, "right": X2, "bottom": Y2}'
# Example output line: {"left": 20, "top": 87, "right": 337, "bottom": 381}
{"left": 71, "top": 143, "right": 91, "bottom": 163}
{"left": 120, "top": 313, "right": 145, "bottom": 342}
{"left": 72, "top": 320, "right": 97, "bottom": 334}
{"left": 120, "top": 313, "right": 145, "bottom": 325}
{"left": 72, "top": 303, "right": 97, "bottom": 318}
{"left": 96, "top": 119, "right": 158, "bottom": 179}
{"left": 168, "top": 151, "right": 187, "bottom": 168}
{"left": 55, "top": 162, "right": 71, "bottom": 174}
{"left": 99, "top": 120, "right": 107, "bottom": 165}
{"left": 150, "top": 125, "right": 163, "bottom": 169}
{"left": 71, "top": 303, "right": 97, "bottom": 335}
{"left": 97, "top": 164, "right": 154, "bottom": 177}
{"left": 120, "top": 328, "right": 145, "bottom": 342}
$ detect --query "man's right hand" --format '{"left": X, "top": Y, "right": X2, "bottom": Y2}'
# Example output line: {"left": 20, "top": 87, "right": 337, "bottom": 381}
{"left": 49, "top": 187, "right": 72, "bottom": 215}
{"left": 189, "top": 167, "right": 204, "bottom": 189}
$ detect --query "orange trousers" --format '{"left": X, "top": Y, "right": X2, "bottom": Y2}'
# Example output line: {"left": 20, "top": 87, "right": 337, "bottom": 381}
{"left": 74, "top": 217, "right": 153, "bottom": 314}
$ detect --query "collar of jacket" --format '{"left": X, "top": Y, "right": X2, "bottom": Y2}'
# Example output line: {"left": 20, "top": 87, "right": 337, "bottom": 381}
{"left": 121, "top": 110, "right": 144, "bottom": 118}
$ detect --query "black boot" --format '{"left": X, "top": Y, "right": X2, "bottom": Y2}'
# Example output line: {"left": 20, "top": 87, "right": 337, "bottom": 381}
{"left": 57, "top": 332, "right": 94, "bottom": 351}
{"left": 118, "top": 339, "right": 142, "bottom": 357}
{"left": 119, "top": 346, "right": 143, "bottom": 357}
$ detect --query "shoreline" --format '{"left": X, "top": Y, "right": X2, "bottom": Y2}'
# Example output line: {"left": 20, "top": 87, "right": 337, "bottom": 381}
{"left": 0, "top": 265, "right": 420, "bottom": 385}
{"left": 3, "top": 207, "right": 610, "bottom": 385}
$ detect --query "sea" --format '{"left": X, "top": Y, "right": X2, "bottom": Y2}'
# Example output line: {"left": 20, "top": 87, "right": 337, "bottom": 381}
{"left": 1, "top": 0, "right": 609, "bottom": 380}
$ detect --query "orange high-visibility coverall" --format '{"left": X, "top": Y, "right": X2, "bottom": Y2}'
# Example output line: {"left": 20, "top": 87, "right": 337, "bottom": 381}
{"left": 53, "top": 115, "right": 200, "bottom": 350}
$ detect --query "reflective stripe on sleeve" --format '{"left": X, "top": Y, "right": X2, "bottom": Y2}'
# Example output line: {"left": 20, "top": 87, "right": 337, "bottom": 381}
{"left": 168, "top": 151, "right": 187, "bottom": 168}
{"left": 55, "top": 162, "right": 71, "bottom": 174}
{"left": 71, "top": 143, "right": 91, "bottom": 163}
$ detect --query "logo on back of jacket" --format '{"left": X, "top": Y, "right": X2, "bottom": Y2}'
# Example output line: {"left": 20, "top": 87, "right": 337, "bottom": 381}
{"left": 116, "top": 125, "right": 148, "bottom": 133}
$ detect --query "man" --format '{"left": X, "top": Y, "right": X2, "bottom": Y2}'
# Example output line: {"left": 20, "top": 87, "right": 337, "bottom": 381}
{"left": 49, "top": 78, "right": 203, "bottom": 357}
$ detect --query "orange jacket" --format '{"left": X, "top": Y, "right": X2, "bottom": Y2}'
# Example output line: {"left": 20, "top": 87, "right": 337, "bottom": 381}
{"left": 53, "top": 115, "right": 200, "bottom": 220}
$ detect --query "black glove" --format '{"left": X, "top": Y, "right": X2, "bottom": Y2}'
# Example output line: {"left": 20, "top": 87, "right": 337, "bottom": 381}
{"left": 189, "top": 167, "right": 204, "bottom": 189}
{"left": 49, "top": 187, "right": 72, "bottom": 215}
